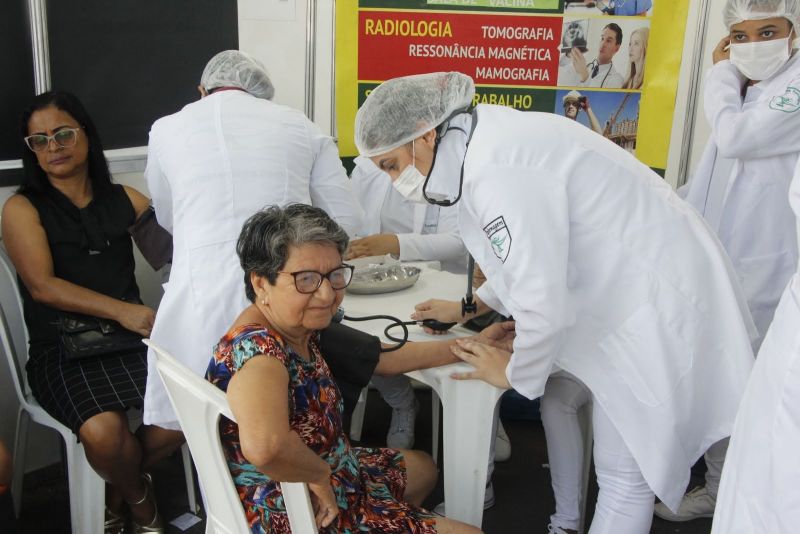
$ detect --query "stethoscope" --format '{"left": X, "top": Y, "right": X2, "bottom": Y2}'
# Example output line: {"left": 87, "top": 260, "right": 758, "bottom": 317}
{"left": 339, "top": 109, "right": 482, "bottom": 348}
{"left": 421, "top": 107, "right": 481, "bottom": 317}
{"left": 587, "top": 59, "right": 614, "bottom": 87}
{"left": 337, "top": 254, "right": 477, "bottom": 351}
{"left": 421, "top": 106, "right": 479, "bottom": 208}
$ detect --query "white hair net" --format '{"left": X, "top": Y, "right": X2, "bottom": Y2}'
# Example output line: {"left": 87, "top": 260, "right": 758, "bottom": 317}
{"left": 200, "top": 50, "right": 275, "bottom": 100}
{"left": 354, "top": 72, "right": 475, "bottom": 157}
{"left": 723, "top": 0, "right": 800, "bottom": 32}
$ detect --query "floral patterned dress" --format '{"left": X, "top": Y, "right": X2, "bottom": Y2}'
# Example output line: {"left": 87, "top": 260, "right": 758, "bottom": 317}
{"left": 206, "top": 324, "right": 438, "bottom": 533}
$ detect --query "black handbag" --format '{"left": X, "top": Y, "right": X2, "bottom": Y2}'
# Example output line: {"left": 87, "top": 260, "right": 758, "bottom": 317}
{"left": 58, "top": 312, "right": 144, "bottom": 360}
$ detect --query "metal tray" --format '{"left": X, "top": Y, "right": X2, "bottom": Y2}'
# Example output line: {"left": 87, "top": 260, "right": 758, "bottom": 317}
{"left": 347, "top": 265, "right": 421, "bottom": 295}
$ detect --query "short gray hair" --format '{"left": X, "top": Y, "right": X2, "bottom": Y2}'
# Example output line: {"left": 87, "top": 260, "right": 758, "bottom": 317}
{"left": 236, "top": 204, "right": 349, "bottom": 302}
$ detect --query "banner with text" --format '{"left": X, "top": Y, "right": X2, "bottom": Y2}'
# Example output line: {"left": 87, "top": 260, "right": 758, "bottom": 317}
{"left": 336, "top": 0, "right": 690, "bottom": 174}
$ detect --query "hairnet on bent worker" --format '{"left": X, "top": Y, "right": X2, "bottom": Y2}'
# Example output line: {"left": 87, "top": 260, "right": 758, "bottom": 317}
{"left": 200, "top": 50, "right": 276, "bottom": 100}
{"left": 723, "top": 0, "right": 800, "bottom": 35}
{"left": 354, "top": 72, "right": 475, "bottom": 157}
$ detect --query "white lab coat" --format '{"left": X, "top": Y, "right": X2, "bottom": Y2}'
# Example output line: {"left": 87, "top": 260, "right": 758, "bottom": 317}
{"left": 558, "top": 55, "right": 624, "bottom": 88}
{"left": 682, "top": 55, "right": 800, "bottom": 347}
{"left": 449, "top": 105, "right": 755, "bottom": 511}
{"left": 711, "top": 159, "right": 800, "bottom": 534}
{"left": 351, "top": 156, "right": 467, "bottom": 273}
{"left": 143, "top": 91, "right": 363, "bottom": 428}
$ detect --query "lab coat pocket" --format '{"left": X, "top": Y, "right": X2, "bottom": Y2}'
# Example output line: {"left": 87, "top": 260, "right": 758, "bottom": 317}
{"left": 600, "top": 302, "right": 694, "bottom": 408}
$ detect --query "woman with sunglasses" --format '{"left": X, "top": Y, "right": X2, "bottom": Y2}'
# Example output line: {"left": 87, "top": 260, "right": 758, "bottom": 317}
{"left": 206, "top": 204, "right": 480, "bottom": 534}
{"left": 1, "top": 91, "right": 180, "bottom": 533}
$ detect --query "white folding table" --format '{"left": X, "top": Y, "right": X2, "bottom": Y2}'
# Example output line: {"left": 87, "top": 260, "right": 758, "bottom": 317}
{"left": 342, "top": 267, "right": 506, "bottom": 527}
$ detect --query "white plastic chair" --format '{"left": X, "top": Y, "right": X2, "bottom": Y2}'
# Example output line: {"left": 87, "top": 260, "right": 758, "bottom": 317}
{"left": 146, "top": 339, "right": 317, "bottom": 534}
{"left": 0, "top": 249, "right": 197, "bottom": 532}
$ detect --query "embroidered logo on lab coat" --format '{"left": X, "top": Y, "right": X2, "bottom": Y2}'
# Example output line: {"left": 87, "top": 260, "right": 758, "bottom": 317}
{"left": 769, "top": 86, "right": 800, "bottom": 113}
{"left": 484, "top": 216, "right": 512, "bottom": 263}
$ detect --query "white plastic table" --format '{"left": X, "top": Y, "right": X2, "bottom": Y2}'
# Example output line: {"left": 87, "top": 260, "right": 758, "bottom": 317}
{"left": 342, "top": 268, "right": 506, "bottom": 527}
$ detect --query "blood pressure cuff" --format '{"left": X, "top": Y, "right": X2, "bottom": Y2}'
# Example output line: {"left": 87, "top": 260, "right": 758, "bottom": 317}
{"left": 319, "top": 322, "right": 381, "bottom": 422}
{"left": 127, "top": 206, "right": 173, "bottom": 271}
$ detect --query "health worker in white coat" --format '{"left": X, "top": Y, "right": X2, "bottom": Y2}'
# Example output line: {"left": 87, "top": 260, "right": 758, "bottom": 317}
{"left": 662, "top": 0, "right": 800, "bottom": 521}
{"left": 354, "top": 72, "right": 756, "bottom": 533}
{"left": 143, "top": 51, "right": 364, "bottom": 430}
{"left": 347, "top": 155, "right": 467, "bottom": 450}
{"left": 711, "top": 156, "right": 800, "bottom": 534}
{"left": 348, "top": 155, "right": 466, "bottom": 274}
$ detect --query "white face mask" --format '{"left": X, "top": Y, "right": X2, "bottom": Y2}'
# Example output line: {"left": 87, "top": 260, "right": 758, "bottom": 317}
{"left": 392, "top": 140, "right": 428, "bottom": 203}
{"left": 729, "top": 35, "right": 792, "bottom": 81}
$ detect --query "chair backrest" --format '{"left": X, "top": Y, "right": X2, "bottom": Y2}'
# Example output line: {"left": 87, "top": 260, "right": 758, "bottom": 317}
{"left": 145, "top": 339, "right": 317, "bottom": 534}
{"left": 0, "top": 248, "right": 34, "bottom": 402}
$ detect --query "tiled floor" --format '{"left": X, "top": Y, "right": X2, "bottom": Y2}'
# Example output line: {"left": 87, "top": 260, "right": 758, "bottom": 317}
{"left": 17, "top": 388, "right": 713, "bottom": 533}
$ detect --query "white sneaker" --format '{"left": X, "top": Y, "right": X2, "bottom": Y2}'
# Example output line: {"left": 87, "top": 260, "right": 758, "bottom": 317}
{"left": 653, "top": 486, "right": 716, "bottom": 522}
{"left": 386, "top": 398, "right": 419, "bottom": 449}
{"left": 433, "top": 481, "right": 495, "bottom": 515}
{"left": 494, "top": 420, "right": 511, "bottom": 462}
{"left": 547, "top": 524, "right": 577, "bottom": 534}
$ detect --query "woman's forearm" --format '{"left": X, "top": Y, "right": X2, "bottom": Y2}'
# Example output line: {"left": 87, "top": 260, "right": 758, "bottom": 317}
{"left": 28, "top": 276, "right": 131, "bottom": 322}
{"left": 374, "top": 337, "right": 460, "bottom": 375}
{"left": 251, "top": 430, "right": 331, "bottom": 484}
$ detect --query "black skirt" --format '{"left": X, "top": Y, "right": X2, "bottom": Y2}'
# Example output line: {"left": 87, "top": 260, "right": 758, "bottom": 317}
{"left": 26, "top": 344, "right": 148, "bottom": 434}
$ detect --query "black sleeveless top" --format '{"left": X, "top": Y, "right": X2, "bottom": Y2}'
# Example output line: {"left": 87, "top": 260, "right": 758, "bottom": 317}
{"left": 20, "top": 184, "right": 141, "bottom": 352}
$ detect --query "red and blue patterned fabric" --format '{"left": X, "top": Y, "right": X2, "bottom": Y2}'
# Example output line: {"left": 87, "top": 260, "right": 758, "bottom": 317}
{"left": 206, "top": 324, "right": 438, "bottom": 533}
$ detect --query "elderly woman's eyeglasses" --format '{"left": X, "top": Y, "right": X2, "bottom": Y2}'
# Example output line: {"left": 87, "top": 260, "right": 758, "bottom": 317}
{"left": 277, "top": 264, "right": 355, "bottom": 294}
{"left": 24, "top": 128, "right": 81, "bottom": 152}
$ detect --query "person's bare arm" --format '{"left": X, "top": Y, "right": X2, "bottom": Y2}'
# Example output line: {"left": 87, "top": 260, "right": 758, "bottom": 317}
{"left": 122, "top": 185, "right": 151, "bottom": 220}
{"left": 570, "top": 48, "right": 590, "bottom": 83}
{"left": 374, "top": 320, "right": 516, "bottom": 375}
{"left": 374, "top": 337, "right": 461, "bottom": 375}
{"left": 1, "top": 195, "right": 154, "bottom": 336}
{"left": 228, "top": 356, "right": 338, "bottom": 528}
{"left": 582, "top": 100, "right": 603, "bottom": 135}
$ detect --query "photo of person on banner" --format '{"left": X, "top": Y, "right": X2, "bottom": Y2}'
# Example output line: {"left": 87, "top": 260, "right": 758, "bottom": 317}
{"left": 560, "top": 90, "right": 603, "bottom": 134}
{"left": 556, "top": 89, "right": 641, "bottom": 152}
{"left": 565, "top": 0, "right": 654, "bottom": 16}
{"left": 623, "top": 27, "right": 649, "bottom": 89}
{"left": 558, "top": 17, "right": 651, "bottom": 89}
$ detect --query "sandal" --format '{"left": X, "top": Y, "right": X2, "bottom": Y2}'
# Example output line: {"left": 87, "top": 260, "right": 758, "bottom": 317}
{"left": 128, "top": 473, "right": 164, "bottom": 534}
{"left": 104, "top": 506, "right": 127, "bottom": 534}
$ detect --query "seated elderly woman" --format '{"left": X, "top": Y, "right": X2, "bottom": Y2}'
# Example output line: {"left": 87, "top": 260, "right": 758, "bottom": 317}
{"left": 206, "top": 204, "right": 481, "bottom": 533}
